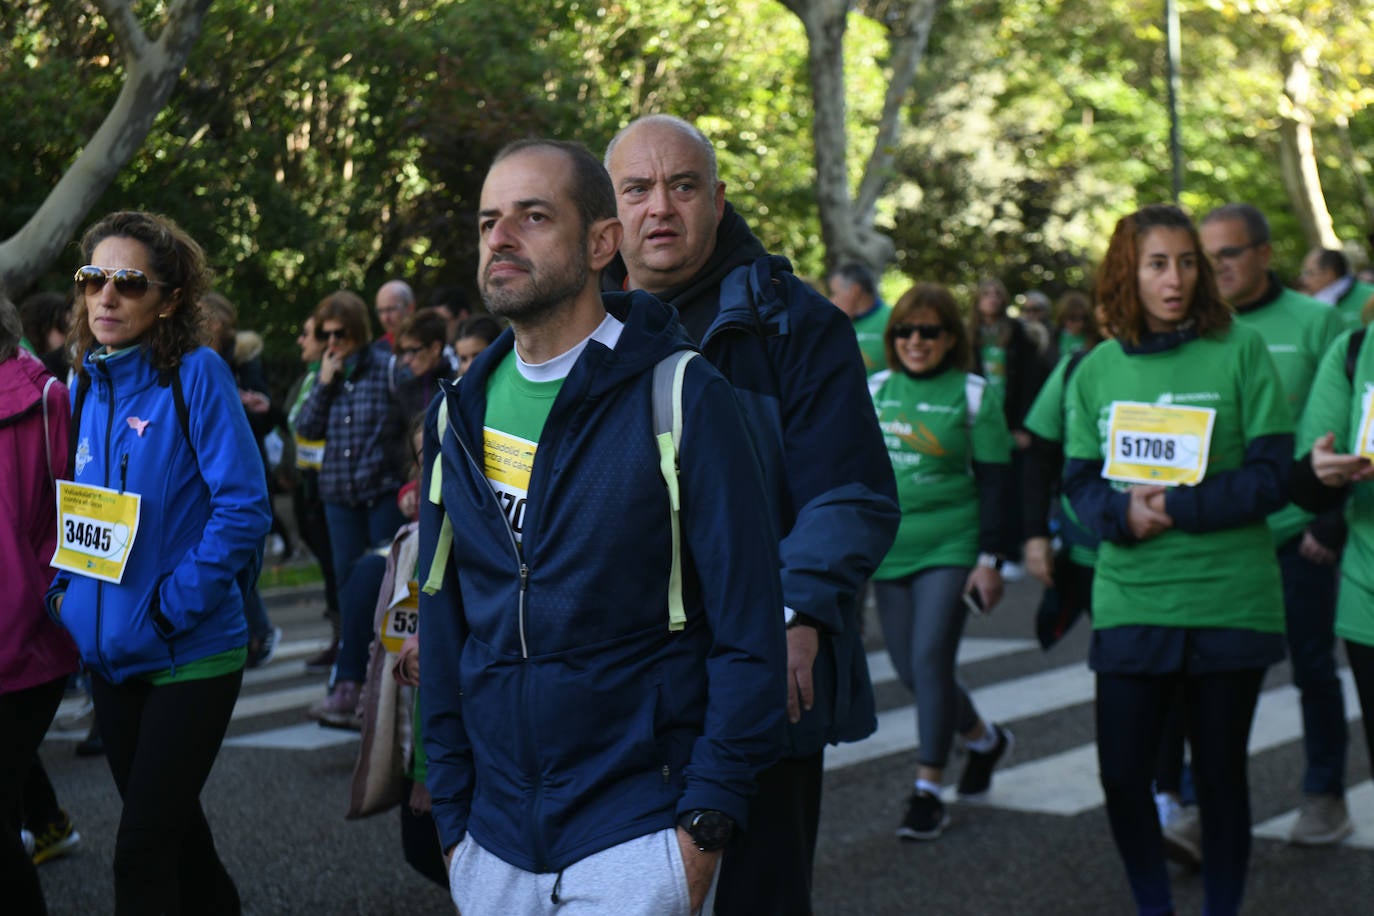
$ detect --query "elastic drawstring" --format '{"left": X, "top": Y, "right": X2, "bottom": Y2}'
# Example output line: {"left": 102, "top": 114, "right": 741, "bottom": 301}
{"left": 550, "top": 868, "right": 565, "bottom": 904}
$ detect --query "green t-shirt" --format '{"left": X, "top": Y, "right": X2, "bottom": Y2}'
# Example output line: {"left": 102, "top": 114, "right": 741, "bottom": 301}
{"left": 143, "top": 647, "right": 247, "bottom": 685}
{"left": 1057, "top": 330, "right": 1087, "bottom": 358}
{"left": 1023, "top": 354, "right": 1097, "bottom": 567}
{"left": 870, "top": 368, "right": 1012, "bottom": 578}
{"left": 1335, "top": 280, "right": 1374, "bottom": 329}
{"left": 851, "top": 303, "right": 892, "bottom": 376}
{"left": 1063, "top": 324, "right": 1290, "bottom": 633}
{"left": 1233, "top": 288, "right": 1347, "bottom": 544}
{"left": 483, "top": 355, "right": 564, "bottom": 543}
{"left": 978, "top": 326, "right": 1008, "bottom": 393}
{"left": 1297, "top": 327, "right": 1374, "bottom": 645}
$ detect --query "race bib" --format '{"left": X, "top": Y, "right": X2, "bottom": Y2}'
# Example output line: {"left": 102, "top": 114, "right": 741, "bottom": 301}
{"left": 483, "top": 427, "right": 536, "bottom": 541}
{"left": 295, "top": 435, "right": 325, "bottom": 470}
{"left": 1102, "top": 401, "right": 1216, "bottom": 487}
{"left": 1354, "top": 387, "right": 1374, "bottom": 461}
{"left": 379, "top": 580, "right": 420, "bottom": 654}
{"left": 51, "top": 481, "right": 142, "bottom": 584}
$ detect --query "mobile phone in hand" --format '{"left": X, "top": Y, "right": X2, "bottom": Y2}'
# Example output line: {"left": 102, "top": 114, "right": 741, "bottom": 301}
{"left": 963, "top": 587, "right": 986, "bottom": 616}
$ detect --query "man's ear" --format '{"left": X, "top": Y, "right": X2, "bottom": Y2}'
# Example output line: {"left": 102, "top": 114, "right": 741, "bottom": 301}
{"left": 588, "top": 217, "right": 624, "bottom": 272}
{"left": 714, "top": 181, "right": 726, "bottom": 222}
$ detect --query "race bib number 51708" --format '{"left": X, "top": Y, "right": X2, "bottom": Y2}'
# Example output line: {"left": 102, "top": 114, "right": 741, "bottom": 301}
{"left": 1102, "top": 401, "right": 1216, "bottom": 487}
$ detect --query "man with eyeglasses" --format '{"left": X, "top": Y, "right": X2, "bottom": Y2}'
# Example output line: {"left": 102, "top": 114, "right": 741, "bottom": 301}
{"left": 1200, "top": 203, "right": 1352, "bottom": 846}
{"left": 604, "top": 114, "right": 899, "bottom": 916}
{"left": 373, "top": 279, "right": 415, "bottom": 352}
{"left": 1298, "top": 247, "right": 1374, "bottom": 328}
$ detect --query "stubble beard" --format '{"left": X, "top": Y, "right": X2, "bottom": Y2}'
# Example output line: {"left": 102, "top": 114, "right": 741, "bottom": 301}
{"left": 480, "top": 247, "right": 589, "bottom": 325}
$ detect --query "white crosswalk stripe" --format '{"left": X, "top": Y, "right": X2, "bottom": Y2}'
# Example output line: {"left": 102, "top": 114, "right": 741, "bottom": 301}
{"left": 41, "top": 633, "right": 1374, "bottom": 850}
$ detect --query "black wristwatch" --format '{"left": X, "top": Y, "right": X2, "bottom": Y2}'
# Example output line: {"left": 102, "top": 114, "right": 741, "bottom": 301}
{"left": 677, "top": 809, "right": 736, "bottom": 852}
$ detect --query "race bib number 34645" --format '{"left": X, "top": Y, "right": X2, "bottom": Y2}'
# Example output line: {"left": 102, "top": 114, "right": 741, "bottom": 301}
{"left": 51, "top": 481, "right": 142, "bottom": 583}
{"left": 1102, "top": 401, "right": 1216, "bottom": 487}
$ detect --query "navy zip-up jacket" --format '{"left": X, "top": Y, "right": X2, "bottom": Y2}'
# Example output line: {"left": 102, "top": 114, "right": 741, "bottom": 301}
{"left": 417, "top": 291, "right": 787, "bottom": 872}
{"left": 605, "top": 206, "right": 900, "bottom": 755}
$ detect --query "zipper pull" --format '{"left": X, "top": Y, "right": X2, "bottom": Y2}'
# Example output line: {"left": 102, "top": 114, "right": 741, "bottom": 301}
{"left": 519, "top": 563, "right": 529, "bottom": 590}
{"left": 119, "top": 454, "right": 129, "bottom": 493}
{"left": 662, "top": 764, "right": 670, "bottom": 784}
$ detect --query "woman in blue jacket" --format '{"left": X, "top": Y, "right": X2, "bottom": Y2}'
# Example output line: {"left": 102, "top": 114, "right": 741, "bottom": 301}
{"left": 47, "top": 211, "right": 271, "bottom": 914}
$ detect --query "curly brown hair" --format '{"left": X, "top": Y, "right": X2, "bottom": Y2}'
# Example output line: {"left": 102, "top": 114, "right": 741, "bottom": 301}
{"left": 70, "top": 211, "right": 209, "bottom": 378}
{"left": 1095, "top": 204, "right": 1230, "bottom": 346}
{"left": 886, "top": 282, "right": 973, "bottom": 372}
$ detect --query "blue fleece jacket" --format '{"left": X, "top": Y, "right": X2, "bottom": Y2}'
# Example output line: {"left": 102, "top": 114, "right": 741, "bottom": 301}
{"left": 47, "top": 347, "right": 271, "bottom": 684}
{"left": 418, "top": 291, "right": 787, "bottom": 873}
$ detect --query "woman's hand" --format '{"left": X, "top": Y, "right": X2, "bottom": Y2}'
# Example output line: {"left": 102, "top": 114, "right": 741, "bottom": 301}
{"left": 318, "top": 348, "right": 343, "bottom": 385}
{"left": 1127, "top": 485, "right": 1173, "bottom": 540}
{"left": 1310, "top": 432, "right": 1374, "bottom": 488}
{"left": 964, "top": 565, "right": 1004, "bottom": 612}
{"left": 394, "top": 634, "right": 420, "bottom": 687}
{"left": 1023, "top": 537, "right": 1054, "bottom": 586}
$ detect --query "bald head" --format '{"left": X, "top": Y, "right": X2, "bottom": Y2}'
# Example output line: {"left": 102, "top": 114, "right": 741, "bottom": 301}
{"left": 604, "top": 116, "right": 726, "bottom": 294}
{"left": 375, "top": 279, "right": 415, "bottom": 336}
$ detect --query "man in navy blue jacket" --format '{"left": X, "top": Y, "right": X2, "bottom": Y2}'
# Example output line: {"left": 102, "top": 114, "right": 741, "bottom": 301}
{"left": 418, "top": 138, "right": 787, "bottom": 915}
{"left": 605, "top": 116, "right": 900, "bottom": 915}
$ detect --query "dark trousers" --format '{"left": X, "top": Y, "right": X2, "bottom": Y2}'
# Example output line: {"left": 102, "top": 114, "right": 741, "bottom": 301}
{"left": 91, "top": 669, "right": 243, "bottom": 916}
{"left": 714, "top": 751, "right": 823, "bottom": 916}
{"left": 1097, "top": 668, "right": 1264, "bottom": 916}
{"left": 1277, "top": 538, "right": 1347, "bottom": 795}
{"left": 23, "top": 752, "right": 62, "bottom": 828}
{"left": 293, "top": 478, "right": 340, "bottom": 622}
{"left": 1346, "top": 639, "right": 1374, "bottom": 774}
{"left": 0, "top": 677, "right": 65, "bottom": 916}
{"left": 399, "top": 778, "right": 448, "bottom": 888}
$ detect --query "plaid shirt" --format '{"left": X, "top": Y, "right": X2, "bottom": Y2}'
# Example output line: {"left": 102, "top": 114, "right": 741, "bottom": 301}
{"left": 294, "top": 345, "right": 406, "bottom": 506}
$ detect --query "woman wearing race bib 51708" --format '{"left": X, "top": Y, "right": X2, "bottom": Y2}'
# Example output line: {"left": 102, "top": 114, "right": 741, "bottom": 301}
{"left": 45, "top": 211, "right": 271, "bottom": 915}
{"left": 1062, "top": 204, "right": 1292, "bottom": 916}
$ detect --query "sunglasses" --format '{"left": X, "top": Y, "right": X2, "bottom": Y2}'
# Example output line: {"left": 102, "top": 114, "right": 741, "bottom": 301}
{"left": 74, "top": 265, "right": 172, "bottom": 298}
{"left": 314, "top": 327, "right": 349, "bottom": 342}
{"left": 892, "top": 323, "right": 945, "bottom": 341}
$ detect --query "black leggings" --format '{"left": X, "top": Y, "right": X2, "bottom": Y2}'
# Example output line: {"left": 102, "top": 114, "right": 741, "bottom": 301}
{"left": 1097, "top": 668, "right": 1264, "bottom": 916}
{"left": 0, "top": 677, "right": 65, "bottom": 916}
{"left": 91, "top": 669, "right": 243, "bottom": 916}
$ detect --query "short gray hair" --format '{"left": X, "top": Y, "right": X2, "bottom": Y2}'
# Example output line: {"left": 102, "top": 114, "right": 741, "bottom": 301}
{"left": 604, "top": 115, "right": 719, "bottom": 188}
{"left": 1201, "top": 203, "right": 1270, "bottom": 246}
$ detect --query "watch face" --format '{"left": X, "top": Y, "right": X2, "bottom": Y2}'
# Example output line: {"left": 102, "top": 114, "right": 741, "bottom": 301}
{"left": 688, "top": 810, "right": 734, "bottom": 851}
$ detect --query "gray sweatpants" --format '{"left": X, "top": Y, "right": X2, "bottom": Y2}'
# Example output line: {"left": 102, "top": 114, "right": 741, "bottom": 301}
{"left": 873, "top": 566, "right": 981, "bottom": 769}
{"left": 448, "top": 827, "right": 718, "bottom": 915}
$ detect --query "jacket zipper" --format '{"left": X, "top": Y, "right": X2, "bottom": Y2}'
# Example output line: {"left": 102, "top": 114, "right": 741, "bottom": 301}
{"left": 94, "top": 368, "right": 115, "bottom": 681}
{"left": 449, "top": 419, "right": 529, "bottom": 658}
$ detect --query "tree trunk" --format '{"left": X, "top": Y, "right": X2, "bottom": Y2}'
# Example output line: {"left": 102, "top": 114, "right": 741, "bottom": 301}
{"left": 0, "top": 0, "right": 213, "bottom": 300}
{"left": 1277, "top": 46, "right": 1339, "bottom": 250}
{"left": 781, "top": 1, "right": 939, "bottom": 275}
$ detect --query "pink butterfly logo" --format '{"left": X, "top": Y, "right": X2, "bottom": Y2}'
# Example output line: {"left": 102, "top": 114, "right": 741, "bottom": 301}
{"left": 127, "top": 416, "right": 151, "bottom": 437}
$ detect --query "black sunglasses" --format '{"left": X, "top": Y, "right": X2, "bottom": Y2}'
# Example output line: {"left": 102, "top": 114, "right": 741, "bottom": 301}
{"left": 74, "top": 265, "right": 172, "bottom": 298}
{"left": 314, "top": 327, "right": 349, "bottom": 342}
{"left": 892, "top": 323, "right": 945, "bottom": 341}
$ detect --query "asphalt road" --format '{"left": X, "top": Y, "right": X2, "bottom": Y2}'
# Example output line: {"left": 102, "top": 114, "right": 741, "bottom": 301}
{"left": 34, "top": 577, "right": 1374, "bottom": 914}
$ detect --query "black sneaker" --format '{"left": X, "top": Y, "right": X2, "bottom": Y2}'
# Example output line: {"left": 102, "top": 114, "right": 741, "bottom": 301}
{"left": 74, "top": 724, "right": 105, "bottom": 758}
{"left": 896, "top": 791, "right": 949, "bottom": 841}
{"left": 956, "top": 723, "right": 1014, "bottom": 799}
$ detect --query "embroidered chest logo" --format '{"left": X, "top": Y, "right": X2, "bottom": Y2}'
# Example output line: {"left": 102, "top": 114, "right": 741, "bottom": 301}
{"left": 74, "top": 437, "right": 92, "bottom": 476}
{"left": 127, "top": 416, "right": 151, "bottom": 437}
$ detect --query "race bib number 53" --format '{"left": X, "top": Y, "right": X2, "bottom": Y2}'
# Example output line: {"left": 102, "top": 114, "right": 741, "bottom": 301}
{"left": 51, "top": 481, "right": 142, "bottom": 583}
{"left": 380, "top": 581, "right": 420, "bottom": 654}
{"left": 1102, "top": 401, "right": 1216, "bottom": 487}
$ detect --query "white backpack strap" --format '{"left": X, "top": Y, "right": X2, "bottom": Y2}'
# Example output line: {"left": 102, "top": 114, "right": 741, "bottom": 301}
{"left": 41, "top": 376, "right": 57, "bottom": 482}
{"left": 653, "top": 350, "right": 697, "bottom": 632}
{"left": 422, "top": 394, "right": 455, "bottom": 596}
